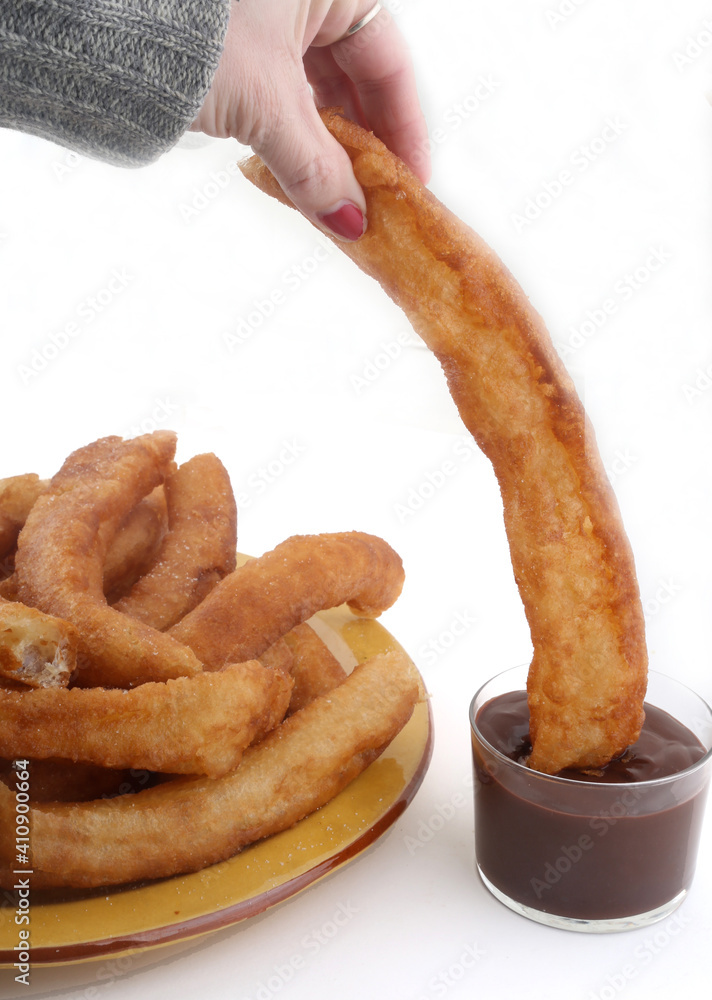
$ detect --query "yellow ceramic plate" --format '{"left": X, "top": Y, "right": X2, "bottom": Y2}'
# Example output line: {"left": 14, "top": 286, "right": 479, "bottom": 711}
{"left": 0, "top": 606, "right": 432, "bottom": 967}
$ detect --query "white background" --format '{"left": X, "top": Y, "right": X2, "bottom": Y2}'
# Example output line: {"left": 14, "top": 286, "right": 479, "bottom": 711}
{"left": 1, "top": 0, "right": 711, "bottom": 997}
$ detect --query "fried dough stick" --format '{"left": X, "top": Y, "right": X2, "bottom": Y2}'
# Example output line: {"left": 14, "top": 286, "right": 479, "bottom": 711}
{"left": 169, "top": 531, "right": 404, "bottom": 670}
{"left": 14, "top": 433, "right": 203, "bottom": 688}
{"left": 103, "top": 486, "right": 168, "bottom": 603}
{"left": 1, "top": 486, "right": 168, "bottom": 604}
{"left": 0, "top": 597, "right": 78, "bottom": 689}
{"left": 0, "top": 659, "right": 292, "bottom": 777}
{"left": 0, "top": 758, "right": 135, "bottom": 802}
{"left": 241, "top": 110, "right": 647, "bottom": 773}
{"left": 113, "top": 454, "right": 237, "bottom": 630}
{"left": 283, "top": 621, "right": 347, "bottom": 714}
{"left": 0, "top": 650, "right": 420, "bottom": 888}
{"left": 258, "top": 635, "right": 295, "bottom": 677}
{"left": 0, "top": 474, "right": 48, "bottom": 561}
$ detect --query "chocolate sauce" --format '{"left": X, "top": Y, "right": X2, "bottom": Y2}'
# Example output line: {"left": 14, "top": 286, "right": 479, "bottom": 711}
{"left": 472, "top": 692, "right": 709, "bottom": 920}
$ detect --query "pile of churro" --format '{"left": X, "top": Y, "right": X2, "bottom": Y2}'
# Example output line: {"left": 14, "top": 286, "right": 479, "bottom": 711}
{"left": 0, "top": 432, "right": 420, "bottom": 888}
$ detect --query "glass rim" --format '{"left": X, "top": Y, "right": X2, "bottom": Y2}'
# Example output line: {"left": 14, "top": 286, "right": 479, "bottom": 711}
{"left": 469, "top": 665, "right": 712, "bottom": 790}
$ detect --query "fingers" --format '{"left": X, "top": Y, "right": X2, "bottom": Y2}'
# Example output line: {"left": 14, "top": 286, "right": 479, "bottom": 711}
{"left": 304, "top": 46, "right": 368, "bottom": 129}
{"left": 194, "top": 1, "right": 428, "bottom": 238}
{"left": 248, "top": 60, "right": 368, "bottom": 241}
{"left": 326, "top": 9, "right": 431, "bottom": 184}
{"left": 254, "top": 12, "right": 431, "bottom": 240}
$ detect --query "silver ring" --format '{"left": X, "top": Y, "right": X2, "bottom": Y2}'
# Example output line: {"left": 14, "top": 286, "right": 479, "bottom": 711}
{"left": 336, "top": 3, "right": 383, "bottom": 42}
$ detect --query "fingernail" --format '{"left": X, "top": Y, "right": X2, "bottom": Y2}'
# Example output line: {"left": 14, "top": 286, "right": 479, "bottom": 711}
{"left": 318, "top": 201, "right": 366, "bottom": 241}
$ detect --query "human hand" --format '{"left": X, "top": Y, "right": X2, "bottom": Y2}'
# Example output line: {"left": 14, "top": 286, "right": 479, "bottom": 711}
{"left": 192, "top": 1, "right": 430, "bottom": 241}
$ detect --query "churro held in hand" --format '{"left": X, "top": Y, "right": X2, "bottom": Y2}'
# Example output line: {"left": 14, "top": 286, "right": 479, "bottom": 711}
{"left": 242, "top": 109, "right": 647, "bottom": 774}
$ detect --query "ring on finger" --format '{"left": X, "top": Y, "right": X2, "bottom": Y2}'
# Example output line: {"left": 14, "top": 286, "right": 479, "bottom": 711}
{"left": 335, "top": 3, "right": 383, "bottom": 42}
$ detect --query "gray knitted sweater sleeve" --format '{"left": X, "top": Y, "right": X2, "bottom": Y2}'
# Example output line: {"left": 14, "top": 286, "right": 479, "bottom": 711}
{"left": 0, "top": 0, "right": 231, "bottom": 166}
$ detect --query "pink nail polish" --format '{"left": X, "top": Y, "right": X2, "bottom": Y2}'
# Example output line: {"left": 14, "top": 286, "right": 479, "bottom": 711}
{"left": 318, "top": 202, "right": 366, "bottom": 242}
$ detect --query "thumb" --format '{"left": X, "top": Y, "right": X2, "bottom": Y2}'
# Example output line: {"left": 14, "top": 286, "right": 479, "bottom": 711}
{"left": 251, "top": 72, "right": 367, "bottom": 242}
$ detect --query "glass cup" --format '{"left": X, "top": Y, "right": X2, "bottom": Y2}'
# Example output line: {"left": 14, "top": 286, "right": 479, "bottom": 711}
{"left": 469, "top": 666, "right": 712, "bottom": 933}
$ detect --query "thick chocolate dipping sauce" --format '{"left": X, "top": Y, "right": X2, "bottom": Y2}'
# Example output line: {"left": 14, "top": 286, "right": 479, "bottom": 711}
{"left": 472, "top": 692, "right": 708, "bottom": 920}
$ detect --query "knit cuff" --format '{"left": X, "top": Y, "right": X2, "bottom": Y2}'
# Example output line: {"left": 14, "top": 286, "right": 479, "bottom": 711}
{"left": 0, "top": 0, "right": 232, "bottom": 166}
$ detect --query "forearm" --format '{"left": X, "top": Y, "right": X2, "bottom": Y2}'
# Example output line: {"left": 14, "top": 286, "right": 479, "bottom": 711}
{"left": 0, "top": 0, "right": 231, "bottom": 166}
